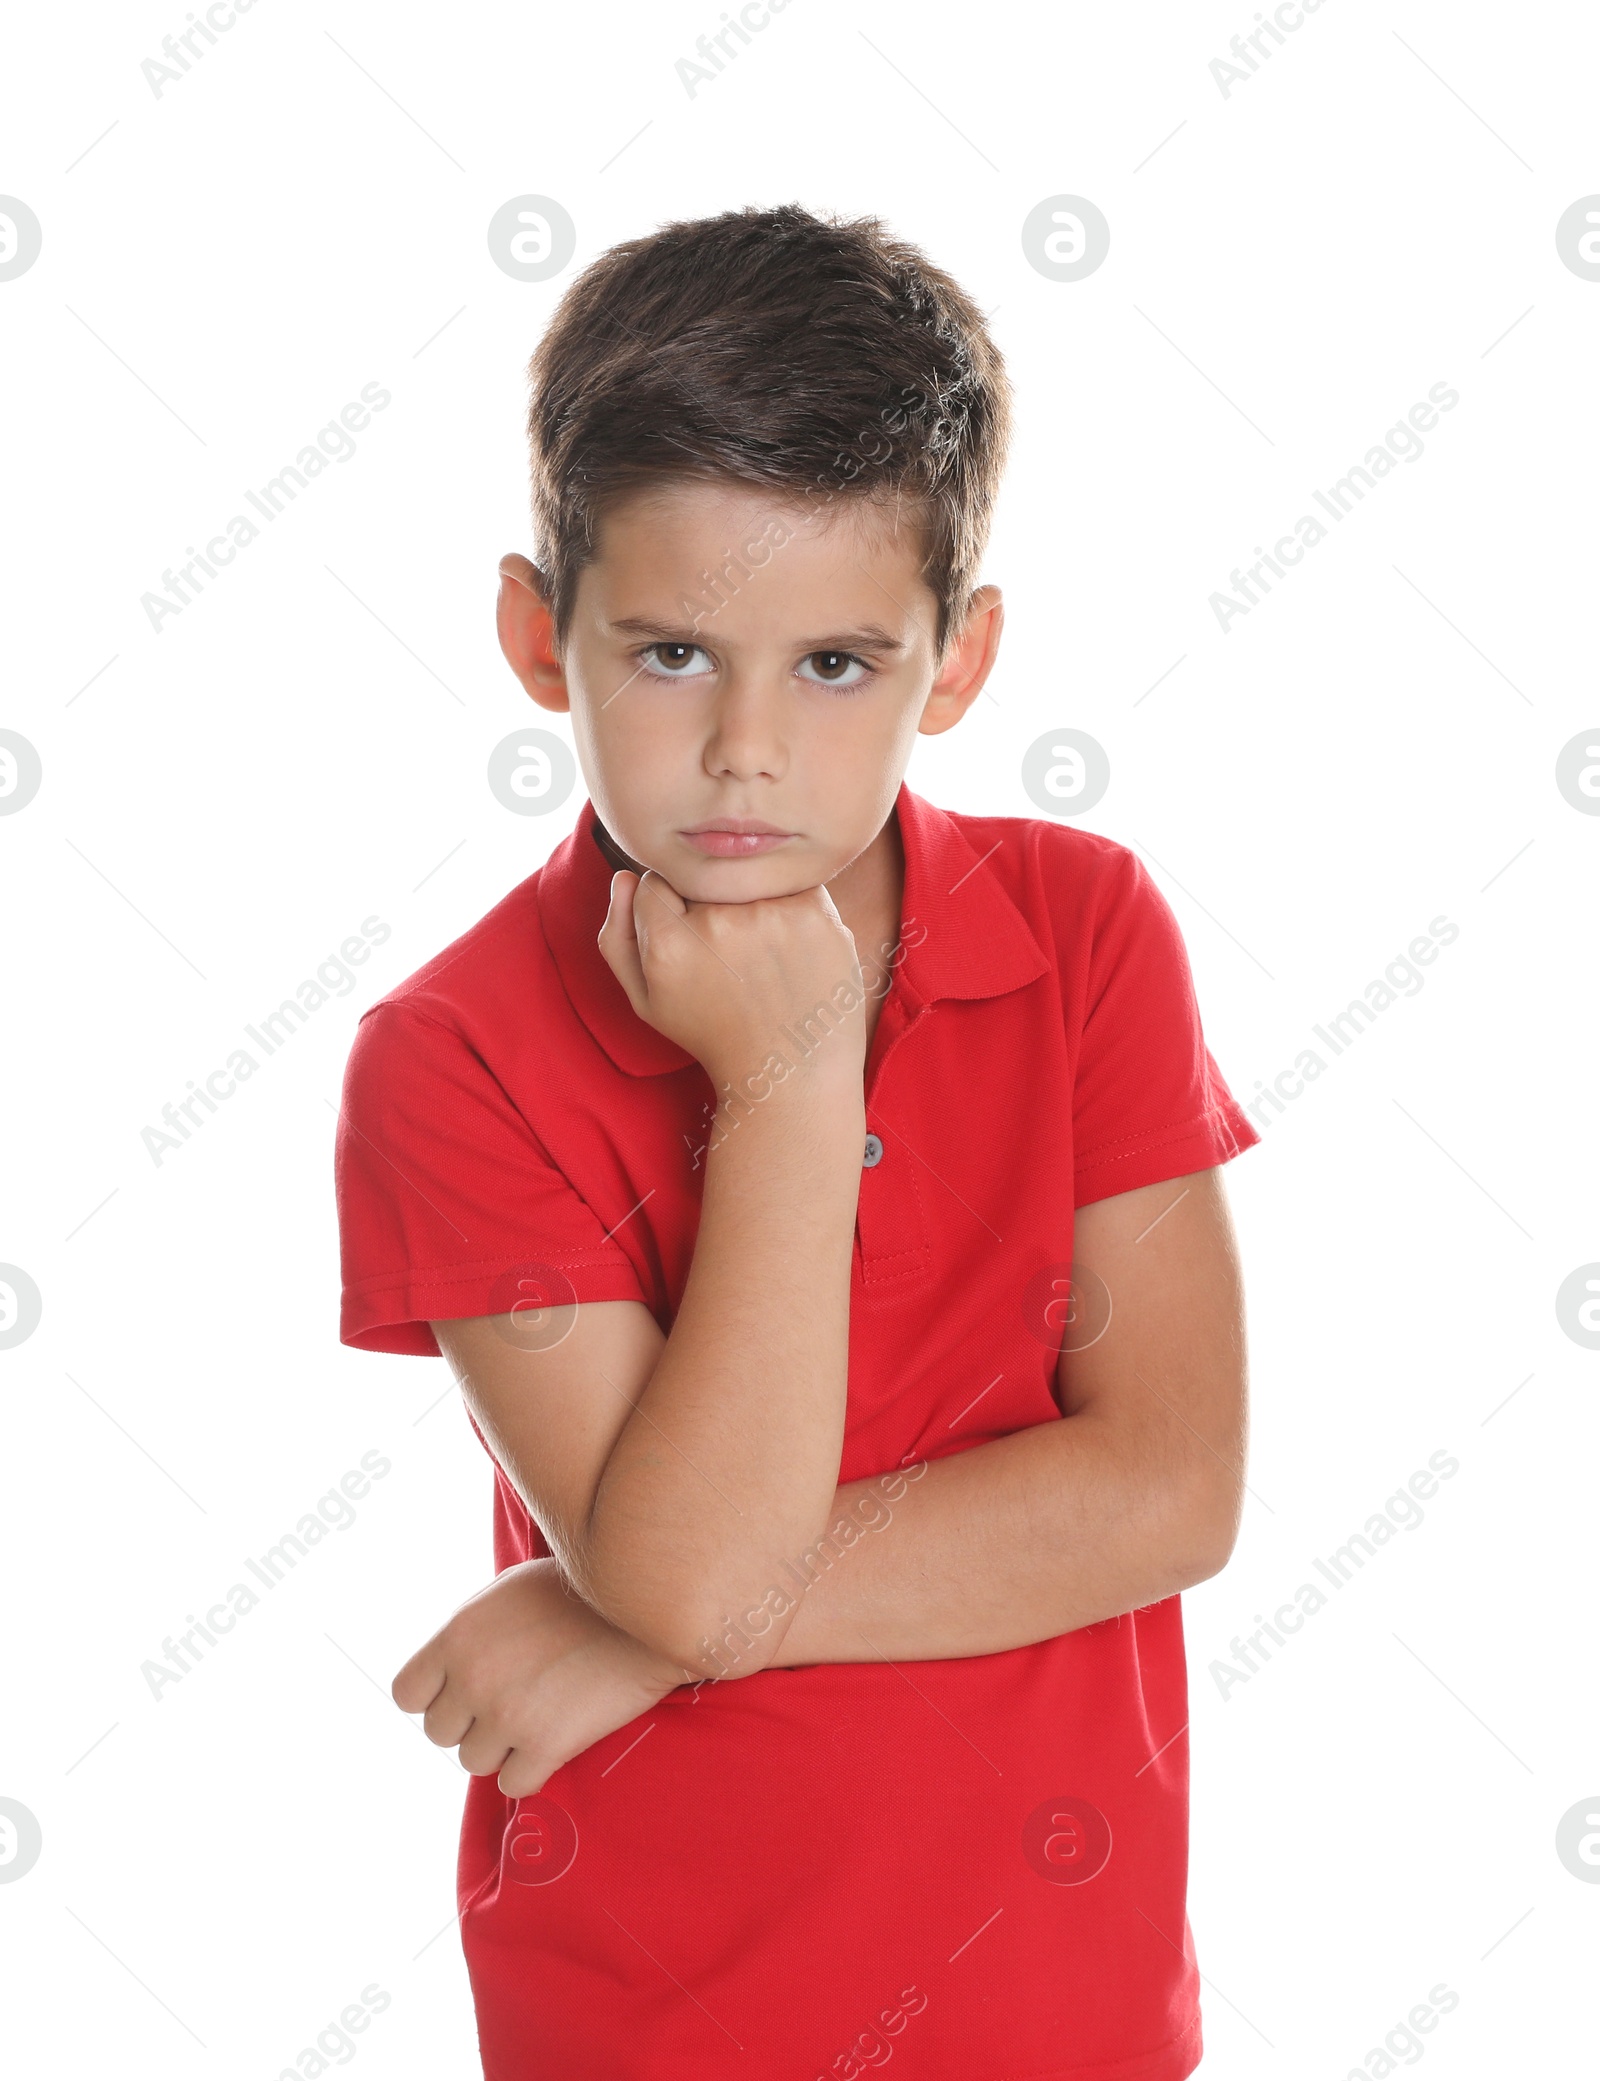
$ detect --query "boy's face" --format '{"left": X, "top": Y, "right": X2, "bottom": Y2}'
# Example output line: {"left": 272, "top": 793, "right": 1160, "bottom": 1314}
{"left": 497, "top": 478, "right": 1001, "bottom": 903}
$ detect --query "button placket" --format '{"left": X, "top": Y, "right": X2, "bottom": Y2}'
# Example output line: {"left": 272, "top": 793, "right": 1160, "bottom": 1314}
{"left": 856, "top": 999, "right": 932, "bottom": 1284}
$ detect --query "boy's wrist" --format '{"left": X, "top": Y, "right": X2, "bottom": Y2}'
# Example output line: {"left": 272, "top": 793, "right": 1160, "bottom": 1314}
{"left": 699, "top": 1031, "right": 865, "bottom": 1099}
{"left": 700, "top": 1052, "right": 865, "bottom": 1142}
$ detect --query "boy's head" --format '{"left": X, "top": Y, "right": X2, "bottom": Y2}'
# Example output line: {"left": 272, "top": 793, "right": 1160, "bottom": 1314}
{"left": 497, "top": 203, "right": 1011, "bottom": 902}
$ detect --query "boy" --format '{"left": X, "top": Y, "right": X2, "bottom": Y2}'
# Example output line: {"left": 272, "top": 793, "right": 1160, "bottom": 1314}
{"left": 335, "top": 202, "right": 1258, "bottom": 2080}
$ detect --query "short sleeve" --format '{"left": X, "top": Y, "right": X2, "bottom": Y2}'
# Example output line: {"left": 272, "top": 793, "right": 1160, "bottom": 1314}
{"left": 334, "top": 1001, "right": 649, "bottom": 1356}
{"left": 1071, "top": 847, "right": 1261, "bottom": 1209}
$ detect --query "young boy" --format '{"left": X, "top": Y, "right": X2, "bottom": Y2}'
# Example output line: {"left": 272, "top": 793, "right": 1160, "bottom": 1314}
{"left": 334, "top": 202, "right": 1259, "bottom": 2081}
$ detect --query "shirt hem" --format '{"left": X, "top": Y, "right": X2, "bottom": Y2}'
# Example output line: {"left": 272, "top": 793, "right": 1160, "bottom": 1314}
{"left": 975, "top": 2011, "right": 1202, "bottom": 2081}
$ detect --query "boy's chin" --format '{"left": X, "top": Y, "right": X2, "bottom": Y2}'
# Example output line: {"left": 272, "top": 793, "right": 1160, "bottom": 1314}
{"left": 594, "top": 814, "right": 835, "bottom": 904}
{"left": 667, "top": 850, "right": 833, "bottom": 907}
{"left": 676, "top": 863, "right": 820, "bottom": 904}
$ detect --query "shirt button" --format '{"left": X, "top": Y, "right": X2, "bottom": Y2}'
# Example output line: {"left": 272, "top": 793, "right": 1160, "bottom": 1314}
{"left": 862, "top": 1133, "right": 884, "bottom": 1168}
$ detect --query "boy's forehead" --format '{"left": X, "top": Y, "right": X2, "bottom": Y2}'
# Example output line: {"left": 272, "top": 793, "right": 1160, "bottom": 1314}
{"left": 587, "top": 479, "right": 932, "bottom": 634}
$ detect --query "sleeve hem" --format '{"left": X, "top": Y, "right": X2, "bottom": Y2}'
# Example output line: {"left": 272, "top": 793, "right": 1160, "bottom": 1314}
{"left": 341, "top": 1244, "right": 637, "bottom": 1300}
{"left": 340, "top": 1253, "right": 650, "bottom": 1357}
{"left": 1073, "top": 1098, "right": 1261, "bottom": 1210}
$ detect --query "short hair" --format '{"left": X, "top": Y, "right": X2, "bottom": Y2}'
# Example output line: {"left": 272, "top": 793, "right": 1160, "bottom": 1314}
{"left": 525, "top": 202, "right": 1011, "bottom": 662}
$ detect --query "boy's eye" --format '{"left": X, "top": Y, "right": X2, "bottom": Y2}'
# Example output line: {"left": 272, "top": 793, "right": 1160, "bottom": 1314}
{"left": 634, "top": 643, "right": 876, "bottom": 690}
{"left": 641, "top": 642, "right": 713, "bottom": 677}
{"left": 796, "top": 650, "right": 872, "bottom": 689}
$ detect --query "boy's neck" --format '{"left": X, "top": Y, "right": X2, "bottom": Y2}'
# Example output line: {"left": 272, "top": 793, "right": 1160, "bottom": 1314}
{"left": 825, "top": 804, "right": 906, "bottom": 964}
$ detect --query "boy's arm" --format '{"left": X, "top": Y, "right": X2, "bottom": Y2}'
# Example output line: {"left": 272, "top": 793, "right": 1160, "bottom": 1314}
{"left": 443, "top": 1163, "right": 1245, "bottom": 1682}
{"left": 436, "top": 866, "right": 868, "bottom": 1683}
{"left": 763, "top": 1165, "right": 1248, "bottom": 1668}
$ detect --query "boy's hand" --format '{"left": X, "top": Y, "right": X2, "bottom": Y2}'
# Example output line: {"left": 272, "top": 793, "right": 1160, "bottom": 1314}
{"left": 598, "top": 868, "right": 867, "bottom": 1089}
{"left": 391, "top": 1558, "right": 691, "bottom": 1797}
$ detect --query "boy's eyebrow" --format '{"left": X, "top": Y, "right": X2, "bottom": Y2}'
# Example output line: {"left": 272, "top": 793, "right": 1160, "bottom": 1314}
{"left": 606, "top": 615, "right": 908, "bottom": 653}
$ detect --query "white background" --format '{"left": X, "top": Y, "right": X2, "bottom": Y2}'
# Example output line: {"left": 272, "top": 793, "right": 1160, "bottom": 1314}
{"left": 2, "top": 1, "right": 1596, "bottom": 2074}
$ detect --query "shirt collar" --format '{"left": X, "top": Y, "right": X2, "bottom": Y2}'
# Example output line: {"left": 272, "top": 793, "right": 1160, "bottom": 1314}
{"left": 536, "top": 780, "right": 1051, "bottom": 1078}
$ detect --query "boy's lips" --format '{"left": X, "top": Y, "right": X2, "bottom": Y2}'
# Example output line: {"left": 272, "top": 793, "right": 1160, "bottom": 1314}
{"left": 677, "top": 819, "right": 795, "bottom": 857}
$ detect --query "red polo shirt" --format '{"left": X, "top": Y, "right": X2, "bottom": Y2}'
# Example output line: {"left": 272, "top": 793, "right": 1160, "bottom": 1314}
{"left": 335, "top": 780, "right": 1259, "bottom": 2081}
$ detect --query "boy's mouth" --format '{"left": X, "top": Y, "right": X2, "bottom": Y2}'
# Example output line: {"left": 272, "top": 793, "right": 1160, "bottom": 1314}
{"left": 678, "top": 819, "right": 795, "bottom": 857}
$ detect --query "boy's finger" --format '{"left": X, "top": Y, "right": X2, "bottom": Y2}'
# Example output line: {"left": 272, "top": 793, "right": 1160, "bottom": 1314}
{"left": 631, "top": 869, "right": 696, "bottom": 974}
{"left": 633, "top": 867, "right": 687, "bottom": 919}
{"left": 421, "top": 1688, "right": 476, "bottom": 1751}
{"left": 457, "top": 1721, "right": 515, "bottom": 1779}
{"left": 812, "top": 880, "right": 848, "bottom": 931}
{"left": 597, "top": 871, "right": 650, "bottom": 1010}
{"left": 391, "top": 1641, "right": 448, "bottom": 1714}
{"left": 499, "top": 1746, "right": 557, "bottom": 1800}
{"left": 600, "top": 871, "right": 638, "bottom": 947}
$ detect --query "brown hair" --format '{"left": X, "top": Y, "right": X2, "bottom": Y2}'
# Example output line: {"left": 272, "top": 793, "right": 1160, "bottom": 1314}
{"left": 525, "top": 202, "right": 1011, "bottom": 662}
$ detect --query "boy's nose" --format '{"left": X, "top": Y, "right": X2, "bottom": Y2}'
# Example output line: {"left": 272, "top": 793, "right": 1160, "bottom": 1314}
{"left": 701, "top": 681, "right": 788, "bottom": 781}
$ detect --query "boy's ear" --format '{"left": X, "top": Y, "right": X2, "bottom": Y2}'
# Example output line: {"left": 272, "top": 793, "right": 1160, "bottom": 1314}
{"left": 919, "top": 584, "right": 1003, "bottom": 737}
{"left": 497, "top": 553, "right": 570, "bottom": 712}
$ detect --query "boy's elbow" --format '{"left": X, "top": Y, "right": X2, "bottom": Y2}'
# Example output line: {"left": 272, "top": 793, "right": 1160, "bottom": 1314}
{"left": 637, "top": 1611, "right": 733, "bottom": 1684}
{"left": 573, "top": 1553, "right": 698, "bottom": 1675}
{"left": 609, "top": 1600, "right": 783, "bottom": 1685}
{"left": 663, "top": 1589, "right": 789, "bottom": 1682}
{"left": 575, "top": 1531, "right": 782, "bottom": 1683}
{"left": 1180, "top": 1466, "right": 1245, "bottom": 1586}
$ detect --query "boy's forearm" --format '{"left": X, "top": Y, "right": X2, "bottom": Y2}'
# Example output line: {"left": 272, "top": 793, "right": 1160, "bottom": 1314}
{"left": 743, "top": 1412, "right": 1234, "bottom": 1671}
{"left": 579, "top": 1064, "right": 865, "bottom": 1676}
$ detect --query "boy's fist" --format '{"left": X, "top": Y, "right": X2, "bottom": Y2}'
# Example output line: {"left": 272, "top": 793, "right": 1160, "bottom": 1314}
{"left": 391, "top": 1559, "right": 689, "bottom": 1798}
{"left": 597, "top": 868, "right": 867, "bottom": 1088}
